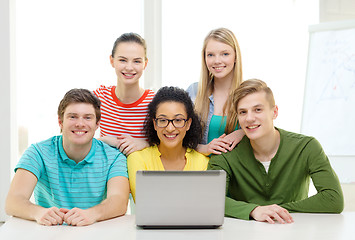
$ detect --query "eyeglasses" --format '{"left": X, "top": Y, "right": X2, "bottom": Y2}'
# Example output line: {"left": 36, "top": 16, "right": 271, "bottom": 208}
{"left": 154, "top": 118, "right": 188, "bottom": 128}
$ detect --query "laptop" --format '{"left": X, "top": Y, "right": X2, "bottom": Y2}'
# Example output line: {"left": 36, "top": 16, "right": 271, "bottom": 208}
{"left": 135, "top": 170, "right": 226, "bottom": 228}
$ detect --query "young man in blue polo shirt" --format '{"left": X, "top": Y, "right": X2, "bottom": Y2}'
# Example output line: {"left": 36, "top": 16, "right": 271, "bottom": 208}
{"left": 6, "top": 89, "right": 129, "bottom": 226}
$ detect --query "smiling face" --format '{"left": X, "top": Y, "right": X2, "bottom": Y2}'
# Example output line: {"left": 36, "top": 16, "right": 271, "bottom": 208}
{"left": 237, "top": 91, "right": 278, "bottom": 142}
{"left": 110, "top": 42, "right": 147, "bottom": 86}
{"left": 205, "top": 39, "right": 236, "bottom": 81}
{"left": 59, "top": 102, "right": 99, "bottom": 148}
{"left": 153, "top": 101, "right": 192, "bottom": 150}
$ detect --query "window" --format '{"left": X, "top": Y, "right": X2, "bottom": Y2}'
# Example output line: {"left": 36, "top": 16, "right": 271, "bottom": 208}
{"left": 16, "top": 0, "right": 144, "bottom": 153}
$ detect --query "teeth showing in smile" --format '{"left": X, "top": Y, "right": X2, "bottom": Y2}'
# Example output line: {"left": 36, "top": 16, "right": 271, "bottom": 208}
{"left": 123, "top": 73, "right": 135, "bottom": 77}
{"left": 214, "top": 67, "right": 224, "bottom": 70}
{"left": 74, "top": 131, "right": 86, "bottom": 135}
{"left": 165, "top": 134, "right": 177, "bottom": 139}
{"left": 247, "top": 125, "right": 259, "bottom": 129}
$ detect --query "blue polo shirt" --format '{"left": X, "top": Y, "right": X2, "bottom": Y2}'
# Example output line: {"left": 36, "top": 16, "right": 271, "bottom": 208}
{"left": 15, "top": 136, "right": 128, "bottom": 209}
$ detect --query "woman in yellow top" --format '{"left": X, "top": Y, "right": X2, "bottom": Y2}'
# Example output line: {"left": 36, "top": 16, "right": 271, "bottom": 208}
{"left": 127, "top": 86, "right": 209, "bottom": 202}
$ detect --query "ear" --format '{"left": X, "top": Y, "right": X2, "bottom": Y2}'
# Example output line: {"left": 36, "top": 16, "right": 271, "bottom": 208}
{"left": 58, "top": 116, "right": 63, "bottom": 130}
{"left": 144, "top": 58, "right": 148, "bottom": 70}
{"left": 110, "top": 55, "right": 114, "bottom": 68}
{"left": 95, "top": 120, "right": 100, "bottom": 130}
{"left": 185, "top": 118, "right": 192, "bottom": 131}
{"left": 272, "top": 105, "right": 279, "bottom": 120}
{"left": 153, "top": 119, "right": 157, "bottom": 131}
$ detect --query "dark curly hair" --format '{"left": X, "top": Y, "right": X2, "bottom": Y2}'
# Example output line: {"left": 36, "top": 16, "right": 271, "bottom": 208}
{"left": 144, "top": 86, "right": 202, "bottom": 150}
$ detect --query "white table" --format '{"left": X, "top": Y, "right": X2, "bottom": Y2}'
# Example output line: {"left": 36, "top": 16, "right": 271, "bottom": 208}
{"left": 1, "top": 212, "right": 354, "bottom": 240}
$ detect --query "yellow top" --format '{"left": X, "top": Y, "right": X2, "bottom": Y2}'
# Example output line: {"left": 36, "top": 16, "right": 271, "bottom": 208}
{"left": 127, "top": 145, "right": 209, "bottom": 202}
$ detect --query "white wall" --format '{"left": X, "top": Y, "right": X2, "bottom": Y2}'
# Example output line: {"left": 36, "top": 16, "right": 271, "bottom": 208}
{"left": 320, "top": 0, "right": 355, "bottom": 22}
{"left": 161, "top": 0, "right": 319, "bottom": 133}
{"left": 0, "top": 0, "right": 16, "bottom": 222}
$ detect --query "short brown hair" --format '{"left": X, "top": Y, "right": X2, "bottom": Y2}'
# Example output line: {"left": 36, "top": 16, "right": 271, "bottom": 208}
{"left": 232, "top": 79, "right": 275, "bottom": 112}
{"left": 57, "top": 88, "right": 101, "bottom": 123}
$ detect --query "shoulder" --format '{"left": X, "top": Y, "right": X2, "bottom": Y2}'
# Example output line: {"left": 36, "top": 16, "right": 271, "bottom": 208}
{"left": 15, "top": 136, "right": 60, "bottom": 176}
{"left": 278, "top": 128, "right": 326, "bottom": 160}
{"left": 128, "top": 89, "right": 155, "bottom": 108}
{"left": 128, "top": 145, "right": 157, "bottom": 162}
{"left": 186, "top": 82, "right": 198, "bottom": 99}
{"left": 186, "top": 149, "right": 209, "bottom": 170}
{"left": 141, "top": 89, "right": 155, "bottom": 103}
{"left": 210, "top": 137, "right": 250, "bottom": 165}
{"left": 28, "top": 136, "right": 60, "bottom": 155}
{"left": 146, "top": 89, "right": 155, "bottom": 96}
{"left": 143, "top": 89, "right": 155, "bottom": 102}
{"left": 186, "top": 82, "right": 198, "bottom": 91}
{"left": 93, "top": 85, "right": 114, "bottom": 97}
{"left": 278, "top": 128, "right": 315, "bottom": 147}
{"left": 186, "top": 148, "right": 209, "bottom": 161}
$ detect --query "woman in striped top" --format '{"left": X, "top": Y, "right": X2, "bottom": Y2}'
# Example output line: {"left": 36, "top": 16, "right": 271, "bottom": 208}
{"left": 94, "top": 33, "right": 155, "bottom": 156}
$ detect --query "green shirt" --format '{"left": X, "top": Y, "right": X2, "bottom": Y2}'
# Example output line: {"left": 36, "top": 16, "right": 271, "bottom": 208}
{"left": 208, "top": 128, "right": 344, "bottom": 220}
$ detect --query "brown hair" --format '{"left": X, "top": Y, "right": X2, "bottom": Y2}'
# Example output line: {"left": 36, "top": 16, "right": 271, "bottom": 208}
{"left": 58, "top": 88, "right": 101, "bottom": 123}
{"left": 111, "top": 32, "right": 147, "bottom": 60}
{"left": 231, "top": 79, "right": 275, "bottom": 114}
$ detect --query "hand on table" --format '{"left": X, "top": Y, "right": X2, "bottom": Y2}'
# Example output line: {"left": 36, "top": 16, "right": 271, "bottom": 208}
{"left": 60, "top": 208, "right": 96, "bottom": 226}
{"left": 35, "top": 207, "right": 65, "bottom": 226}
{"left": 250, "top": 204, "right": 294, "bottom": 224}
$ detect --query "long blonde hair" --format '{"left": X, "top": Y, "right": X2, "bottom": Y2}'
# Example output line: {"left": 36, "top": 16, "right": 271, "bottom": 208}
{"left": 194, "top": 28, "right": 243, "bottom": 134}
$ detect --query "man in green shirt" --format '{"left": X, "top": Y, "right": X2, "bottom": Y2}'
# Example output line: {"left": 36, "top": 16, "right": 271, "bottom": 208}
{"left": 208, "top": 79, "right": 344, "bottom": 224}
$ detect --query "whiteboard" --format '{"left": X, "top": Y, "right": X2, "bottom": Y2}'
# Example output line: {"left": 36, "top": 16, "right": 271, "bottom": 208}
{"left": 301, "top": 20, "right": 355, "bottom": 157}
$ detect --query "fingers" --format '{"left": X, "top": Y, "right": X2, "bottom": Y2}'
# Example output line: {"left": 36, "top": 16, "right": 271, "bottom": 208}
{"left": 268, "top": 205, "right": 293, "bottom": 224}
{"left": 59, "top": 208, "right": 70, "bottom": 214}
{"left": 100, "top": 136, "right": 120, "bottom": 147}
{"left": 229, "top": 139, "right": 238, "bottom": 149}
{"left": 270, "top": 211, "right": 285, "bottom": 224}
{"left": 250, "top": 205, "right": 293, "bottom": 224}
{"left": 116, "top": 134, "right": 131, "bottom": 140}
{"left": 67, "top": 212, "right": 83, "bottom": 226}
{"left": 63, "top": 208, "right": 77, "bottom": 225}
{"left": 264, "top": 215, "right": 275, "bottom": 224}
{"left": 222, "top": 129, "right": 245, "bottom": 150}
{"left": 37, "top": 207, "right": 64, "bottom": 226}
{"left": 117, "top": 137, "right": 147, "bottom": 155}
{"left": 40, "top": 218, "right": 54, "bottom": 226}
{"left": 219, "top": 133, "right": 227, "bottom": 138}
{"left": 118, "top": 141, "right": 128, "bottom": 154}
{"left": 63, "top": 208, "right": 94, "bottom": 226}
{"left": 277, "top": 207, "right": 294, "bottom": 223}
{"left": 124, "top": 146, "right": 135, "bottom": 156}
{"left": 208, "top": 138, "right": 232, "bottom": 154}
{"left": 52, "top": 208, "right": 65, "bottom": 224}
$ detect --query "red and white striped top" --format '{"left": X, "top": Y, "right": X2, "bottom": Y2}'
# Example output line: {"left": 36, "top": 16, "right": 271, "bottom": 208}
{"left": 94, "top": 85, "right": 155, "bottom": 138}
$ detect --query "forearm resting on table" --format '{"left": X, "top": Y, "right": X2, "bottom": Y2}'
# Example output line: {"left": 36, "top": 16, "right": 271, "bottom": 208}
{"left": 6, "top": 194, "right": 46, "bottom": 221}
{"left": 88, "top": 176, "right": 130, "bottom": 222}
{"left": 87, "top": 194, "right": 128, "bottom": 222}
